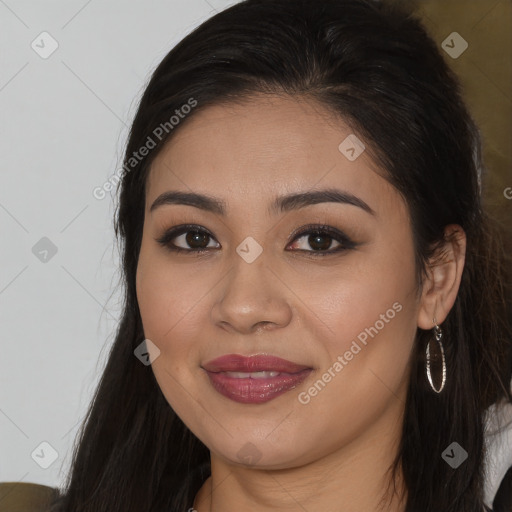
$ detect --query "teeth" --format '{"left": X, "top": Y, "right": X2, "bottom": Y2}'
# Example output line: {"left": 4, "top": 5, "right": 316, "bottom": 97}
{"left": 224, "top": 371, "right": 281, "bottom": 378}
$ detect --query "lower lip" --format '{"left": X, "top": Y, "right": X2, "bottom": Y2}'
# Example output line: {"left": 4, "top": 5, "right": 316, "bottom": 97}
{"left": 204, "top": 369, "right": 312, "bottom": 404}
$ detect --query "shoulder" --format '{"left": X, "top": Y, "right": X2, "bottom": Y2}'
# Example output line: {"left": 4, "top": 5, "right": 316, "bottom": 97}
{"left": 484, "top": 394, "right": 512, "bottom": 509}
{"left": 0, "top": 482, "right": 59, "bottom": 512}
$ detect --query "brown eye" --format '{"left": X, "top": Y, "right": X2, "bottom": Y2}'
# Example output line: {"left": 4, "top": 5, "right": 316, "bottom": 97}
{"left": 288, "top": 224, "right": 357, "bottom": 256}
{"left": 305, "top": 232, "right": 338, "bottom": 251}
{"left": 156, "top": 225, "right": 220, "bottom": 253}
{"left": 184, "top": 230, "right": 212, "bottom": 249}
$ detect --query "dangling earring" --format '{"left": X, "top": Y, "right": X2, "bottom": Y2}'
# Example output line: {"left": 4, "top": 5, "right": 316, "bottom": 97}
{"left": 425, "top": 317, "right": 447, "bottom": 393}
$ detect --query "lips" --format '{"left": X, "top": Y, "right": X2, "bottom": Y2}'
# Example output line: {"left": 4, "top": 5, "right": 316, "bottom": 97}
{"left": 202, "top": 354, "right": 311, "bottom": 374}
{"left": 202, "top": 354, "right": 313, "bottom": 404}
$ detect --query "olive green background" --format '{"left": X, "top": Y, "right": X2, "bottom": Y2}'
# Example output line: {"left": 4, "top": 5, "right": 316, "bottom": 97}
{"left": 416, "top": 0, "right": 511, "bottom": 219}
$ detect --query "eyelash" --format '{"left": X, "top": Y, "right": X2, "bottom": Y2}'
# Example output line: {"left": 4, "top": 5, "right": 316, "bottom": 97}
{"left": 155, "top": 223, "right": 357, "bottom": 257}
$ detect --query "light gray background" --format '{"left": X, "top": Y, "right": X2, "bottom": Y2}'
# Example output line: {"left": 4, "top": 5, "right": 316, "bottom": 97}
{"left": 0, "top": 0, "right": 239, "bottom": 488}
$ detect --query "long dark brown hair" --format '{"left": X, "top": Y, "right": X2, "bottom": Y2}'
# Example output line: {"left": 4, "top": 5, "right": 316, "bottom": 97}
{"left": 50, "top": 0, "right": 512, "bottom": 510}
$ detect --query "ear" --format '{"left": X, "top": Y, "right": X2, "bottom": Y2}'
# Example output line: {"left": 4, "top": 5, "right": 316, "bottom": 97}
{"left": 417, "top": 224, "right": 466, "bottom": 329}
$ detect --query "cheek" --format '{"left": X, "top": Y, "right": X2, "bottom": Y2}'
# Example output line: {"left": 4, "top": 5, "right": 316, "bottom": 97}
{"left": 295, "top": 228, "right": 418, "bottom": 407}
{"left": 136, "top": 254, "right": 171, "bottom": 343}
{"left": 136, "top": 250, "right": 204, "bottom": 414}
{"left": 135, "top": 245, "right": 219, "bottom": 398}
{"left": 136, "top": 250, "right": 186, "bottom": 353}
{"left": 136, "top": 245, "right": 199, "bottom": 344}
{"left": 294, "top": 246, "right": 416, "bottom": 350}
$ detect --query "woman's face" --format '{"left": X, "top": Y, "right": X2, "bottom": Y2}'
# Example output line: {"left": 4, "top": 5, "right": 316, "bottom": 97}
{"left": 136, "top": 94, "right": 421, "bottom": 469}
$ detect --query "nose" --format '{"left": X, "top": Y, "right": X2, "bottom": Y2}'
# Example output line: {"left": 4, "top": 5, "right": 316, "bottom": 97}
{"left": 210, "top": 255, "right": 293, "bottom": 335}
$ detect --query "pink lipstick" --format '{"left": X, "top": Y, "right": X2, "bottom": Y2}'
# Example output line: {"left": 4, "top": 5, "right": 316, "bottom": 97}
{"left": 202, "top": 354, "right": 313, "bottom": 404}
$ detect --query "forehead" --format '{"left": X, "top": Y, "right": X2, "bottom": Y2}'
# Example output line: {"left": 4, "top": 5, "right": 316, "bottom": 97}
{"left": 146, "top": 94, "right": 397, "bottom": 215}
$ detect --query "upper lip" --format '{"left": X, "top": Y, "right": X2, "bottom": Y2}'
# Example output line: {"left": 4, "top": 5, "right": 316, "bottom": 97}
{"left": 202, "top": 354, "right": 312, "bottom": 373}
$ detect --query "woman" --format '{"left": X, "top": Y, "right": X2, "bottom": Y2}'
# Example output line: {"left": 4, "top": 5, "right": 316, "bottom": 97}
{"left": 48, "top": 0, "right": 512, "bottom": 510}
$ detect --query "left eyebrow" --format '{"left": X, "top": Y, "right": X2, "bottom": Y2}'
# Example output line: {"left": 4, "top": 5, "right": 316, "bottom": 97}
{"left": 271, "top": 188, "right": 375, "bottom": 216}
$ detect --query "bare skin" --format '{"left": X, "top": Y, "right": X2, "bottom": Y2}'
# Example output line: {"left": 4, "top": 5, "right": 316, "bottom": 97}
{"left": 135, "top": 94, "right": 466, "bottom": 512}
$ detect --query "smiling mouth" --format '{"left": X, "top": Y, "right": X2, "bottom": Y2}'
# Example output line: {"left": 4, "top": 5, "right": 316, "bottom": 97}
{"left": 202, "top": 354, "right": 313, "bottom": 404}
